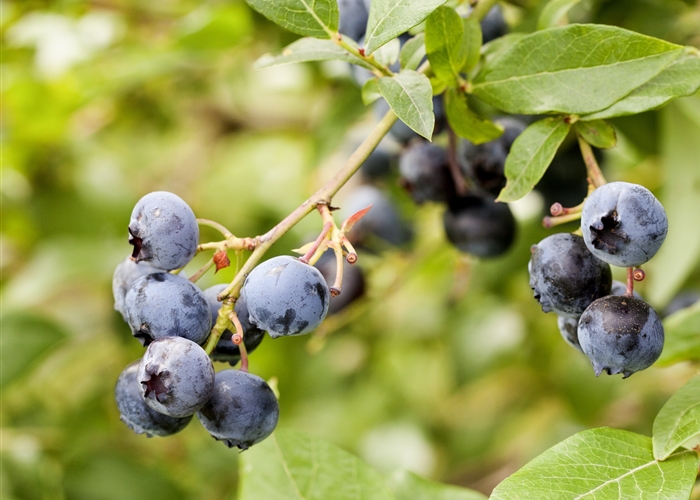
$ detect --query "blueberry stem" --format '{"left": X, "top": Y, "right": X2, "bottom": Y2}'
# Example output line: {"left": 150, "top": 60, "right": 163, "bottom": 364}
{"left": 447, "top": 127, "right": 469, "bottom": 197}
{"left": 189, "top": 258, "right": 214, "bottom": 283}
{"left": 299, "top": 222, "right": 332, "bottom": 264}
{"left": 197, "top": 218, "right": 232, "bottom": 238}
{"left": 625, "top": 267, "right": 635, "bottom": 297}
{"left": 542, "top": 212, "right": 582, "bottom": 228}
{"left": 577, "top": 133, "right": 607, "bottom": 188}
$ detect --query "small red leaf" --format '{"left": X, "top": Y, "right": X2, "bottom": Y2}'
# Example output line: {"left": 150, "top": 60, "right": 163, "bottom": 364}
{"left": 213, "top": 251, "right": 230, "bottom": 273}
{"left": 341, "top": 205, "right": 372, "bottom": 233}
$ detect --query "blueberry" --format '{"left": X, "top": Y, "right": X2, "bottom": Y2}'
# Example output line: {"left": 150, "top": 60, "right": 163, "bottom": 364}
{"left": 529, "top": 233, "right": 612, "bottom": 318}
{"left": 202, "top": 284, "right": 265, "bottom": 365}
{"left": 557, "top": 316, "right": 583, "bottom": 352}
{"left": 535, "top": 143, "right": 594, "bottom": 212}
{"left": 443, "top": 193, "right": 516, "bottom": 258}
{"left": 243, "top": 256, "right": 331, "bottom": 338}
{"left": 128, "top": 191, "right": 199, "bottom": 271}
{"left": 314, "top": 250, "right": 365, "bottom": 314}
{"left": 137, "top": 337, "right": 215, "bottom": 418}
{"left": 480, "top": 5, "right": 508, "bottom": 44}
{"left": 115, "top": 360, "right": 192, "bottom": 437}
{"left": 124, "top": 272, "right": 211, "bottom": 346}
{"left": 112, "top": 256, "right": 162, "bottom": 321}
{"left": 581, "top": 182, "right": 668, "bottom": 268}
{"left": 342, "top": 185, "right": 412, "bottom": 248}
{"left": 338, "top": 0, "right": 368, "bottom": 42}
{"left": 458, "top": 117, "right": 526, "bottom": 197}
{"left": 360, "top": 142, "right": 395, "bottom": 181}
{"left": 197, "top": 369, "right": 279, "bottom": 450}
{"left": 664, "top": 290, "right": 700, "bottom": 317}
{"left": 578, "top": 295, "right": 664, "bottom": 378}
{"left": 399, "top": 141, "right": 456, "bottom": 204}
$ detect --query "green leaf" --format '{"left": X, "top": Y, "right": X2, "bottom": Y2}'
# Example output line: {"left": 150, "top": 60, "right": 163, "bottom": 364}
{"left": 254, "top": 38, "right": 374, "bottom": 70}
{"left": 239, "top": 430, "right": 395, "bottom": 500}
{"left": 245, "top": 0, "right": 338, "bottom": 39}
{"left": 399, "top": 33, "right": 426, "bottom": 71}
{"left": 462, "top": 18, "right": 482, "bottom": 74}
{"left": 472, "top": 24, "right": 684, "bottom": 115}
{"left": 373, "top": 37, "right": 401, "bottom": 67}
{"left": 481, "top": 33, "right": 526, "bottom": 65}
{"left": 491, "top": 428, "right": 700, "bottom": 500}
{"left": 425, "top": 6, "right": 467, "bottom": 85}
{"left": 653, "top": 375, "right": 700, "bottom": 460}
{"left": 445, "top": 88, "right": 503, "bottom": 145}
{"left": 575, "top": 120, "right": 617, "bottom": 149}
{"left": 364, "top": 0, "right": 447, "bottom": 55}
{"left": 658, "top": 299, "right": 700, "bottom": 366}
{"left": 378, "top": 70, "right": 434, "bottom": 140}
{"left": 645, "top": 96, "right": 700, "bottom": 307}
{"left": 497, "top": 117, "right": 570, "bottom": 202}
{"left": 362, "top": 78, "right": 381, "bottom": 105}
{"left": 389, "top": 470, "right": 487, "bottom": 500}
{"left": 537, "top": 0, "right": 582, "bottom": 30}
{"left": 1, "top": 313, "right": 67, "bottom": 388}
{"left": 582, "top": 49, "right": 700, "bottom": 120}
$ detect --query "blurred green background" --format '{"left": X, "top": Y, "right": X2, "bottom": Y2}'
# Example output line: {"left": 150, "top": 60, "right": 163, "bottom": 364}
{"left": 3, "top": 0, "right": 700, "bottom": 498}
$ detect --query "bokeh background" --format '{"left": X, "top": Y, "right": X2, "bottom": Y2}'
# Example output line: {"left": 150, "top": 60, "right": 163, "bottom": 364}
{"left": 3, "top": 0, "right": 700, "bottom": 498}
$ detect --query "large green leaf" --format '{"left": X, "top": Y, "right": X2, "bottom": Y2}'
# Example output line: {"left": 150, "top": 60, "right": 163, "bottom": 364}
{"left": 245, "top": 0, "right": 338, "bottom": 39}
{"left": 472, "top": 24, "right": 684, "bottom": 115}
{"left": 254, "top": 38, "right": 374, "bottom": 70}
{"left": 537, "top": 0, "right": 582, "bottom": 30}
{"left": 389, "top": 470, "right": 486, "bottom": 500}
{"left": 378, "top": 70, "right": 434, "bottom": 140}
{"left": 645, "top": 96, "right": 700, "bottom": 306}
{"left": 364, "top": 0, "right": 447, "bottom": 55}
{"left": 491, "top": 428, "right": 699, "bottom": 499}
{"left": 582, "top": 49, "right": 700, "bottom": 120}
{"left": 496, "top": 117, "right": 570, "bottom": 202}
{"left": 1, "top": 313, "right": 67, "bottom": 388}
{"left": 445, "top": 88, "right": 503, "bottom": 145}
{"left": 658, "top": 300, "right": 700, "bottom": 366}
{"left": 239, "top": 430, "right": 395, "bottom": 500}
{"left": 653, "top": 375, "right": 700, "bottom": 460}
{"left": 425, "top": 6, "right": 467, "bottom": 85}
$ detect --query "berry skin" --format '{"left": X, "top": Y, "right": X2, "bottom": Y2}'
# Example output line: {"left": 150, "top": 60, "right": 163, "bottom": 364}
{"left": 578, "top": 295, "right": 664, "bottom": 378}
{"left": 337, "top": 0, "right": 368, "bottom": 42}
{"left": 529, "top": 233, "right": 612, "bottom": 318}
{"left": 202, "top": 284, "right": 265, "bottom": 365}
{"left": 243, "top": 256, "right": 331, "bottom": 339}
{"left": 342, "top": 185, "right": 412, "bottom": 248}
{"left": 112, "top": 256, "right": 162, "bottom": 321}
{"left": 443, "top": 194, "right": 516, "bottom": 258}
{"left": 458, "top": 117, "right": 526, "bottom": 197}
{"left": 124, "top": 272, "right": 211, "bottom": 346}
{"left": 399, "top": 141, "right": 455, "bottom": 204}
{"left": 128, "top": 191, "right": 199, "bottom": 271}
{"left": 197, "top": 369, "right": 279, "bottom": 450}
{"left": 115, "top": 360, "right": 192, "bottom": 437}
{"left": 137, "top": 337, "right": 215, "bottom": 418}
{"left": 581, "top": 182, "right": 668, "bottom": 268}
{"left": 314, "top": 250, "right": 366, "bottom": 314}
{"left": 557, "top": 316, "right": 582, "bottom": 352}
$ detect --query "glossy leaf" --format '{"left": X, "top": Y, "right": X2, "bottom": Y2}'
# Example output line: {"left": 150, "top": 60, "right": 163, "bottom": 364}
{"left": 254, "top": 38, "right": 374, "bottom": 70}
{"left": 378, "top": 70, "right": 434, "bottom": 140}
{"left": 491, "top": 428, "right": 700, "bottom": 499}
{"left": 245, "top": 0, "right": 338, "bottom": 39}
{"left": 653, "top": 375, "right": 700, "bottom": 460}
{"left": 575, "top": 120, "right": 617, "bottom": 149}
{"left": 472, "top": 24, "right": 684, "bottom": 115}
{"left": 425, "top": 6, "right": 467, "bottom": 85}
{"left": 537, "top": 0, "right": 582, "bottom": 30}
{"left": 445, "top": 87, "right": 503, "bottom": 145}
{"left": 239, "top": 430, "right": 394, "bottom": 500}
{"left": 496, "top": 117, "right": 570, "bottom": 202}
{"left": 582, "top": 49, "right": 700, "bottom": 120}
{"left": 399, "top": 33, "right": 426, "bottom": 71}
{"left": 364, "top": 0, "right": 447, "bottom": 55}
{"left": 389, "top": 470, "right": 487, "bottom": 500}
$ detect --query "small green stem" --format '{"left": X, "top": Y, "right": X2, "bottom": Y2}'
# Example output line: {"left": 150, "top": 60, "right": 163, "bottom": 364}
{"left": 335, "top": 36, "right": 394, "bottom": 77}
{"left": 203, "top": 300, "right": 234, "bottom": 355}
{"left": 189, "top": 258, "right": 214, "bottom": 283}
{"left": 542, "top": 212, "right": 582, "bottom": 229}
{"left": 577, "top": 133, "right": 607, "bottom": 188}
{"left": 197, "top": 218, "right": 232, "bottom": 238}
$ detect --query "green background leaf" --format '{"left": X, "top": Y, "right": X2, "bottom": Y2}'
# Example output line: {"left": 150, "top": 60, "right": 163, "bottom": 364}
{"left": 575, "top": 120, "right": 617, "bottom": 149}
{"left": 389, "top": 470, "right": 487, "bottom": 500}
{"left": 255, "top": 38, "right": 374, "bottom": 70}
{"left": 658, "top": 301, "right": 700, "bottom": 366}
{"left": 239, "top": 430, "right": 395, "bottom": 500}
{"left": 472, "top": 24, "right": 684, "bottom": 115}
{"left": 491, "top": 428, "right": 699, "bottom": 499}
{"left": 497, "top": 117, "right": 570, "bottom": 202}
{"left": 364, "top": 0, "right": 447, "bottom": 55}
{"left": 378, "top": 70, "right": 434, "bottom": 139}
{"left": 445, "top": 88, "right": 503, "bottom": 145}
{"left": 245, "top": 0, "right": 338, "bottom": 39}
{"left": 537, "top": 0, "right": 582, "bottom": 30}
{"left": 362, "top": 79, "right": 381, "bottom": 105}
{"left": 653, "top": 375, "right": 700, "bottom": 460}
{"left": 425, "top": 6, "right": 466, "bottom": 86}
{"left": 399, "top": 33, "right": 426, "bottom": 71}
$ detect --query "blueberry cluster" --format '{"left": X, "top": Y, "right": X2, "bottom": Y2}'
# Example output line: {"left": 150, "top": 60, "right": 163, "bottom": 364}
{"left": 529, "top": 182, "right": 668, "bottom": 378}
{"left": 114, "top": 191, "right": 342, "bottom": 449}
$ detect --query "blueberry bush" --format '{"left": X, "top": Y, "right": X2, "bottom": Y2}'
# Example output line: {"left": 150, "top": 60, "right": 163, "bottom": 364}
{"left": 4, "top": 0, "right": 700, "bottom": 498}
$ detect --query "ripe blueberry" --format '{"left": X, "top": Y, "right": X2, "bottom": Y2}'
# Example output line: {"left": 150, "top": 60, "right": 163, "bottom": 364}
{"left": 314, "top": 250, "right": 365, "bottom": 314}
{"left": 112, "top": 256, "right": 162, "bottom": 321}
{"left": 337, "top": 0, "right": 368, "bottom": 42}
{"left": 399, "top": 141, "right": 455, "bottom": 204}
{"left": 342, "top": 185, "right": 412, "bottom": 248}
